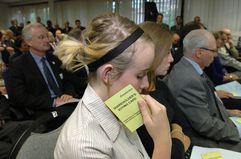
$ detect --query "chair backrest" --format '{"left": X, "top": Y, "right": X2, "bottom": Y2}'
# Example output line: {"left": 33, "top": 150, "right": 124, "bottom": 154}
{"left": 15, "top": 125, "right": 62, "bottom": 159}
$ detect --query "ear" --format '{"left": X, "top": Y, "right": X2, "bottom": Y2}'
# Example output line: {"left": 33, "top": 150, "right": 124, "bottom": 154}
{"left": 195, "top": 48, "right": 202, "bottom": 58}
{"left": 99, "top": 64, "right": 114, "bottom": 84}
{"left": 24, "top": 39, "right": 32, "bottom": 47}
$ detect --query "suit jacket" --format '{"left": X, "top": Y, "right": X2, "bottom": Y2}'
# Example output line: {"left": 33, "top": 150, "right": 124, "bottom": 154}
{"left": 166, "top": 57, "right": 241, "bottom": 152}
{"left": 7, "top": 52, "right": 76, "bottom": 119}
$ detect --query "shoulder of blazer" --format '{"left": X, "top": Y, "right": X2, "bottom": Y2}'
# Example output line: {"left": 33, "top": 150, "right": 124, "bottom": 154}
{"left": 9, "top": 52, "right": 31, "bottom": 67}
{"left": 46, "top": 53, "right": 62, "bottom": 66}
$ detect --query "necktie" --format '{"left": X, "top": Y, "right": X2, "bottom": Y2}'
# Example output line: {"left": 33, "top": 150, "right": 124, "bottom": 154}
{"left": 201, "top": 73, "right": 225, "bottom": 121}
{"left": 41, "top": 57, "right": 61, "bottom": 97}
{"left": 201, "top": 73, "right": 216, "bottom": 91}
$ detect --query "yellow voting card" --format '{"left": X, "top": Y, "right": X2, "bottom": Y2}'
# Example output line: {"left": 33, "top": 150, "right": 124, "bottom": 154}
{"left": 236, "top": 118, "right": 241, "bottom": 124}
{"left": 201, "top": 152, "right": 224, "bottom": 159}
{"left": 105, "top": 84, "right": 144, "bottom": 132}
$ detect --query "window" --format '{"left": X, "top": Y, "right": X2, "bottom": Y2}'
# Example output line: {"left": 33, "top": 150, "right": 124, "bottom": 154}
{"left": 131, "top": 0, "right": 181, "bottom": 26}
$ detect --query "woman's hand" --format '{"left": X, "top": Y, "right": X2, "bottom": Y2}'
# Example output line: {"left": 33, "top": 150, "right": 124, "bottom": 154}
{"left": 171, "top": 123, "right": 191, "bottom": 152}
{"left": 138, "top": 95, "right": 171, "bottom": 159}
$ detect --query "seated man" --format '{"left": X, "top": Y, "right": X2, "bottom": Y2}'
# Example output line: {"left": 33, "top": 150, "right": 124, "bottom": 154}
{"left": 7, "top": 23, "right": 77, "bottom": 119}
{"left": 218, "top": 28, "right": 241, "bottom": 74}
{"left": 221, "top": 28, "right": 241, "bottom": 60}
{"left": 166, "top": 29, "right": 241, "bottom": 152}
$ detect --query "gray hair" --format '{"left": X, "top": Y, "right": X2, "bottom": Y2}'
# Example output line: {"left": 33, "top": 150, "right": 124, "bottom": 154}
{"left": 22, "top": 23, "right": 46, "bottom": 41}
{"left": 183, "top": 29, "right": 213, "bottom": 56}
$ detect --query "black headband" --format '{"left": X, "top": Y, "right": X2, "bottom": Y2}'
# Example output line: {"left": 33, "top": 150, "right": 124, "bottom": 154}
{"left": 87, "top": 27, "right": 144, "bottom": 72}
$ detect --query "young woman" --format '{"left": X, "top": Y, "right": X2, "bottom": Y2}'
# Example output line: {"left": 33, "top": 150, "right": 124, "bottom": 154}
{"left": 137, "top": 21, "right": 191, "bottom": 159}
{"left": 54, "top": 14, "right": 171, "bottom": 159}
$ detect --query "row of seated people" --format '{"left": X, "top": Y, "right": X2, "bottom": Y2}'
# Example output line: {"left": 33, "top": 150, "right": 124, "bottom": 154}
{"left": 172, "top": 22, "right": 241, "bottom": 111}
{"left": 8, "top": 17, "right": 85, "bottom": 38}
{"left": 52, "top": 14, "right": 241, "bottom": 159}
{"left": 0, "top": 23, "right": 87, "bottom": 158}
{"left": 148, "top": 19, "right": 241, "bottom": 155}
{"left": 0, "top": 27, "right": 83, "bottom": 68}
{"left": 1, "top": 14, "right": 241, "bottom": 159}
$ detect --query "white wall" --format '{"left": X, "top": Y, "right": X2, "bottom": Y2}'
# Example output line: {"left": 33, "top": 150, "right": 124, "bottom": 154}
{"left": 184, "top": 0, "right": 241, "bottom": 32}
{"left": 55, "top": 0, "right": 89, "bottom": 27}
{"left": 119, "top": 0, "right": 132, "bottom": 21}
{"left": 184, "top": 0, "right": 241, "bottom": 45}
{"left": 1, "top": 0, "right": 241, "bottom": 38}
{"left": 0, "top": 0, "right": 113, "bottom": 29}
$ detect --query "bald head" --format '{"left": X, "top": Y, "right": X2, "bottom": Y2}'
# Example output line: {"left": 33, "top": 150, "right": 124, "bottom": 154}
{"left": 183, "top": 29, "right": 217, "bottom": 68}
{"left": 183, "top": 29, "right": 216, "bottom": 56}
{"left": 222, "top": 28, "right": 231, "bottom": 35}
{"left": 222, "top": 27, "right": 232, "bottom": 40}
{"left": 173, "top": 33, "right": 180, "bottom": 45}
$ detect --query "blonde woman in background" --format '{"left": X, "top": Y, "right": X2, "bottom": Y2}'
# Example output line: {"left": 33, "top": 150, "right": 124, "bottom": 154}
{"left": 54, "top": 13, "right": 171, "bottom": 159}
{"left": 137, "top": 21, "right": 191, "bottom": 159}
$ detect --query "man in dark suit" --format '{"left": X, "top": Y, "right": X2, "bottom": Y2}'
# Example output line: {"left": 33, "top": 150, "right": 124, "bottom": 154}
{"left": 156, "top": 13, "right": 169, "bottom": 30}
{"left": 7, "top": 23, "right": 76, "bottom": 119}
{"left": 74, "top": 19, "right": 85, "bottom": 31}
{"left": 166, "top": 29, "right": 241, "bottom": 152}
{"left": 62, "top": 21, "right": 73, "bottom": 34}
{"left": 170, "top": 16, "right": 183, "bottom": 36}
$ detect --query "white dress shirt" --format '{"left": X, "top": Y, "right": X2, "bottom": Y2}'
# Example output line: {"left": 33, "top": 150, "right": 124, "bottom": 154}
{"left": 54, "top": 84, "right": 149, "bottom": 159}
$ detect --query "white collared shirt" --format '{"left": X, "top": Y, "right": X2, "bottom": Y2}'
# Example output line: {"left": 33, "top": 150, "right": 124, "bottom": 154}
{"left": 54, "top": 84, "right": 149, "bottom": 159}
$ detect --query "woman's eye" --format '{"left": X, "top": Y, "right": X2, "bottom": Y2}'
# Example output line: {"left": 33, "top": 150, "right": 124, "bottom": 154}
{"left": 137, "top": 74, "right": 145, "bottom": 80}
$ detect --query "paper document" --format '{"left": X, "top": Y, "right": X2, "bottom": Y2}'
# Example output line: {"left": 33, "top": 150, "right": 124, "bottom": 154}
{"left": 105, "top": 84, "right": 144, "bottom": 132}
{"left": 215, "top": 81, "right": 241, "bottom": 98}
{"left": 230, "top": 116, "right": 241, "bottom": 138}
{"left": 190, "top": 146, "right": 241, "bottom": 159}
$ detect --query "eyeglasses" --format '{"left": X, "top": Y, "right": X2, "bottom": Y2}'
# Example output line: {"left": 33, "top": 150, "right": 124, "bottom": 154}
{"left": 199, "top": 47, "right": 217, "bottom": 54}
{"left": 34, "top": 35, "right": 49, "bottom": 40}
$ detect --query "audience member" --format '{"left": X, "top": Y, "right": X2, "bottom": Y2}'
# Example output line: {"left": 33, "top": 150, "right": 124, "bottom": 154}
{"left": 9, "top": 19, "right": 22, "bottom": 37}
{"left": 193, "top": 16, "right": 206, "bottom": 29}
{"left": 218, "top": 30, "right": 241, "bottom": 73}
{"left": 156, "top": 13, "right": 169, "bottom": 30}
{"left": 220, "top": 28, "right": 241, "bottom": 60}
{"left": 7, "top": 23, "right": 76, "bottom": 119}
{"left": 46, "top": 20, "right": 55, "bottom": 35}
{"left": 171, "top": 33, "right": 183, "bottom": 68}
{"left": 47, "top": 31, "right": 57, "bottom": 51}
{"left": 180, "top": 21, "right": 204, "bottom": 41}
{"left": 36, "top": 16, "right": 45, "bottom": 26}
{"left": 74, "top": 19, "right": 85, "bottom": 31}
{"left": 10, "top": 39, "right": 29, "bottom": 61}
{"left": 204, "top": 31, "right": 241, "bottom": 110}
{"left": 170, "top": 16, "right": 183, "bottom": 35}
{"left": 55, "top": 29, "right": 63, "bottom": 44}
{"left": 138, "top": 21, "right": 191, "bottom": 159}
{"left": 65, "top": 28, "right": 87, "bottom": 98}
{"left": 54, "top": 13, "right": 171, "bottom": 159}
{"left": 54, "top": 24, "right": 62, "bottom": 32}
{"left": 1, "top": 29, "right": 15, "bottom": 66}
{"left": 62, "top": 21, "right": 73, "bottom": 34}
{"left": 204, "top": 31, "right": 240, "bottom": 86}
{"left": 167, "top": 29, "right": 241, "bottom": 152}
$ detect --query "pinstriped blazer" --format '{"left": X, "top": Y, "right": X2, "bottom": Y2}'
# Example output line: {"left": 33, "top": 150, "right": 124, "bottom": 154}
{"left": 54, "top": 85, "right": 149, "bottom": 159}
